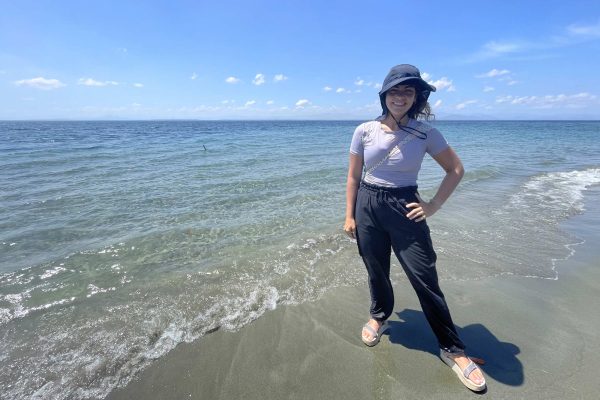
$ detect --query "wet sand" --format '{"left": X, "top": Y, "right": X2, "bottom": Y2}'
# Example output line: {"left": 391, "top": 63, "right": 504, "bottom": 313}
{"left": 108, "top": 206, "right": 600, "bottom": 400}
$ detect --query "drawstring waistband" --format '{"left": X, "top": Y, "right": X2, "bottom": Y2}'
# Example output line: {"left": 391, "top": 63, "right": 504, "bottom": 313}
{"left": 360, "top": 181, "right": 417, "bottom": 195}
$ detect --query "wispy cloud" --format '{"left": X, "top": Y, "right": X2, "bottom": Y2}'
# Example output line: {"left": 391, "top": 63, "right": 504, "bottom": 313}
{"left": 456, "top": 100, "right": 478, "bottom": 110}
{"left": 323, "top": 86, "right": 332, "bottom": 92}
{"left": 484, "top": 41, "right": 524, "bottom": 55}
{"left": 483, "top": 86, "right": 495, "bottom": 92}
{"left": 567, "top": 20, "right": 600, "bottom": 38}
{"left": 467, "top": 40, "right": 530, "bottom": 62}
{"left": 266, "top": 100, "right": 274, "bottom": 105}
{"left": 467, "top": 20, "right": 600, "bottom": 62}
{"left": 252, "top": 73, "right": 265, "bottom": 86}
{"left": 190, "top": 72, "right": 198, "bottom": 80}
{"left": 14, "top": 77, "right": 66, "bottom": 90}
{"left": 477, "top": 69, "right": 510, "bottom": 78}
{"left": 496, "top": 92, "right": 597, "bottom": 108}
{"left": 359, "top": 81, "right": 379, "bottom": 89}
{"left": 295, "top": 99, "right": 310, "bottom": 107}
{"left": 274, "top": 74, "right": 288, "bottom": 82}
{"left": 225, "top": 76, "right": 240, "bottom": 84}
{"left": 477, "top": 69, "right": 517, "bottom": 86}
{"left": 245, "top": 100, "right": 256, "bottom": 107}
{"left": 133, "top": 83, "right": 144, "bottom": 88}
{"left": 78, "top": 78, "right": 119, "bottom": 87}
{"left": 336, "top": 87, "right": 348, "bottom": 93}
{"left": 433, "top": 99, "right": 443, "bottom": 108}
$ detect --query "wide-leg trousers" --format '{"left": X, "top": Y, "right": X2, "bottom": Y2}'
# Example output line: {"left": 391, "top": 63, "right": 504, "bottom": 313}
{"left": 355, "top": 181, "right": 465, "bottom": 352}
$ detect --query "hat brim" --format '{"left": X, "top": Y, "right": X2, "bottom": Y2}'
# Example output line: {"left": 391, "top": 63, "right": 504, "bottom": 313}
{"left": 379, "top": 77, "right": 436, "bottom": 95}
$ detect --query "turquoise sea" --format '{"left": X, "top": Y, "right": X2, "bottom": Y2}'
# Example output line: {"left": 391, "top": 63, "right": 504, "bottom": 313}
{"left": 1, "top": 120, "right": 600, "bottom": 399}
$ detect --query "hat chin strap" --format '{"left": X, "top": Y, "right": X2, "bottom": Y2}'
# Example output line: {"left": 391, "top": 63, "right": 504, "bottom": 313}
{"left": 388, "top": 110, "right": 408, "bottom": 130}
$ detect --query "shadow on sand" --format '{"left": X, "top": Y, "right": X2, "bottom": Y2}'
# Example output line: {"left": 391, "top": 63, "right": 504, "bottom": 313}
{"left": 386, "top": 308, "right": 523, "bottom": 387}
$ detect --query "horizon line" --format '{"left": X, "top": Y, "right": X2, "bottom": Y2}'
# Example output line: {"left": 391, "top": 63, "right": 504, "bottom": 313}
{"left": 2, "top": 118, "right": 600, "bottom": 122}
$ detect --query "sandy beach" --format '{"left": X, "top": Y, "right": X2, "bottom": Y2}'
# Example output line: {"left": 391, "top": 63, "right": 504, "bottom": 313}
{"left": 107, "top": 194, "right": 600, "bottom": 400}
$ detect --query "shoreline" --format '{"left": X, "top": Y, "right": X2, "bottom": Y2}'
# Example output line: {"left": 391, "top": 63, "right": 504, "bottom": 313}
{"left": 3, "top": 119, "right": 600, "bottom": 123}
{"left": 107, "top": 198, "right": 600, "bottom": 400}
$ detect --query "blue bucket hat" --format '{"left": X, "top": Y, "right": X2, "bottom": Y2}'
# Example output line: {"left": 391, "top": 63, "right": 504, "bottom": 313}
{"left": 379, "top": 64, "right": 436, "bottom": 115}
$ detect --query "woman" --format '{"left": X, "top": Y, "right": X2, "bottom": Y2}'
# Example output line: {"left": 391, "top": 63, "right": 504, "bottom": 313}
{"left": 344, "top": 64, "right": 486, "bottom": 392}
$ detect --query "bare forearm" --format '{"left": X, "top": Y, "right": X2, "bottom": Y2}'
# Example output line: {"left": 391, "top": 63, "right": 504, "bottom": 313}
{"left": 431, "top": 166, "right": 464, "bottom": 208}
{"left": 345, "top": 176, "right": 360, "bottom": 219}
{"left": 345, "top": 154, "right": 363, "bottom": 220}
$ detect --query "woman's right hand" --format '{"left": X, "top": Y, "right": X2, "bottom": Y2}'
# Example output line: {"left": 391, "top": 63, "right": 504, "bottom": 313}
{"left": 344, "top": 217, "right": 357, "bottom": 239}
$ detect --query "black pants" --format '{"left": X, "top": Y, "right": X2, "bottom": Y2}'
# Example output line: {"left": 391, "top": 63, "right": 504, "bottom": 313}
{"left": 355, "top": 181, "right": 465, "bottom": 352}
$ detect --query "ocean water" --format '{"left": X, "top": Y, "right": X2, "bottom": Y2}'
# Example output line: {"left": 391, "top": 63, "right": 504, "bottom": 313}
{"left": 1, "top": 120, "right": 599, "bottom": 399}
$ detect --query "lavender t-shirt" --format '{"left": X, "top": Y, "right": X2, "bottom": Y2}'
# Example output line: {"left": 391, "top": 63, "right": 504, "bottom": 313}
{"left": 349, "top": 118, "right": 449, "bottom": 188}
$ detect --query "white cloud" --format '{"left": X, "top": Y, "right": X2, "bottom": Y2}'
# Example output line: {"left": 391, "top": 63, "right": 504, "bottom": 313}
{"left": 354, "top": 78, "right": 365, "bottom": 86}
{"left": 477, "top": 69, "right": 518, "bottom": 87}
{"left": 253, "top": 73, "right": 265, "bottom": 86}
{"left": 456, "top": 100, "right": 478, "bottom": 110}
{"left": 374, "top": 83, "right": 382, "bottom": 89}
{"left": 274, "top": 74, "right": 288, "bottom": 82}
{"left": 428, "top": 77, "right": 455, "bottom": 92}
{"left": 477, "top": 69, "right": 510, "bottom": 78}
{"left": 295, "top": 99, "right": 310, "bottom": 107}
{"left": 191, "top": 72, "right": 198, "bottom": 80}
{"left": 245, "top": 100, "right": 256, "bottom": 107}
{"left": 336, "top": 87, "right": 347, "bottom": 93}
{"left": 266, "top": 100, "right": 274, "bottom": 105}
{"left": 567, "top": 21, "right": 600, "bottom": 38}
{"left": 433, "top": 99, "right": 443, "bottom": 108}
{"left": 468, "top": 20, "right": 600, "bottom": 63}
{"left": 484, "top": 41, "right": 522, "bottom": 55}
{"left": 495, "top": 93, "right": 597, "bottom": 108}
{"left": 495, "top": 96, "right": 512, "bottom": 104}
{"left": 14, "top": 77, "right": 66, "bottom": 90}
{"left": 422, "top": 72, "right": 455, "bottom": 91}
{"left": 323, "top": 86, "right": 332, "bottom": 92}
{"left": 362, "top": 81, "right": 378, "bottom": 88}
{"left": 467, "top": 40, "right": 528, "bottom": 62}
{"left": 78, "top": 78, "right": 119, "bottom": 87}
{"left": 133, "top": 83, "right": 144, "bottom": 88}
{"left": 225, "top": 76, "right": 240, "bottom": 84}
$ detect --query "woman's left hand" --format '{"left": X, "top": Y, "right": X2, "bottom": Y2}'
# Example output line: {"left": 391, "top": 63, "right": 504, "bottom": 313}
{"left": 406, "top": 194, "right": 441, "bottom": 222}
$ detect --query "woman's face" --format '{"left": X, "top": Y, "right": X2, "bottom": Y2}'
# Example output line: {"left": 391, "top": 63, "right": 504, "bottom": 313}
{"left": 385, "top": 84, "right": 416, "bottom": 117}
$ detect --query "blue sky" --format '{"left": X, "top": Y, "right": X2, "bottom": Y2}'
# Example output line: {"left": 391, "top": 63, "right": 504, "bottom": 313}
{"left": 1, "top": 0, "right": 599, "bottom": 120}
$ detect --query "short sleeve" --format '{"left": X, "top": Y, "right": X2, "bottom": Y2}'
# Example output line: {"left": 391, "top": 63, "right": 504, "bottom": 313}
{"left": 425, "top": 127, "right": 449, "bottom": 156}
{"left": 349, "top": 124, "right": 365, "bottom": 155}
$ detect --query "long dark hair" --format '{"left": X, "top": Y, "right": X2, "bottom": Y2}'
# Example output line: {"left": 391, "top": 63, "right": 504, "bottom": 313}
{"left": 408, "top": 85, "right": 435, "bottom": 121}
{"left": 382, "top": 83, "right": 435, "bottom": 121}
